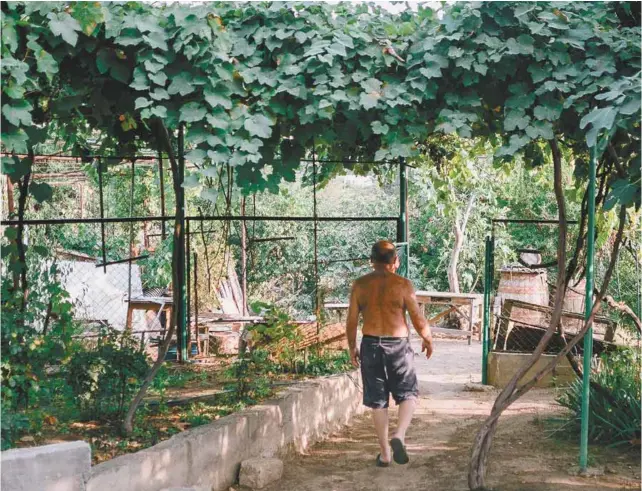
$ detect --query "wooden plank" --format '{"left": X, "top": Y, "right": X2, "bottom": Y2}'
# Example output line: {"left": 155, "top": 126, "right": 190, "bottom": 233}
{"left": 431, "top": 327, "right": 472, "bottom": 338}
{"left": 505, "top": 299, "right": 612, "bottom": 325}
{"left": 415, "top": 290, "right": 483, "bottom": 300}
{"left": 427, "top": 306, "right": 456, "bottom": 325}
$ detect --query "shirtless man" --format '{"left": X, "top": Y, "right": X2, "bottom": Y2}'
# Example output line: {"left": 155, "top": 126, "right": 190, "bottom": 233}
{"left": 346, "top": 240, "right": 434, "bottom": 467}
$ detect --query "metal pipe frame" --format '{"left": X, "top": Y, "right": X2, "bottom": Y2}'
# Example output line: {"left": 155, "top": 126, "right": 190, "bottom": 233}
{"left": 492, "top": 218, "right": 579, "bottom": 225}
{"left": 97, "top": 158, "right": 107, "bottom": 274}
{"left": 1, "top": 215, "right": 399, "bottom": 226}
{"left": 3, "top": 152, "right": 413, "bottom": 168}
{"left": 249, "top": 236, "right": 295, "bottom": 243}
{"left": 579, "top": 146, "right": 597, "bottom": 471}
{"left": 95, "top": 254, "right": 149, "bottom": 268}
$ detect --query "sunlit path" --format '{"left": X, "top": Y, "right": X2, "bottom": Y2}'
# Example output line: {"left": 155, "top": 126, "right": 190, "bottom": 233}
{"left": 264, "top": 338, "right": 640, "bottom": 491}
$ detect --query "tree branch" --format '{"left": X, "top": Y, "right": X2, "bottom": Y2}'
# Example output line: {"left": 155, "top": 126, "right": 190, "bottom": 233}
{"left": 607, "top": 143, "right": 627, "bottom": 178}
{"left": 603, "top": 294, "right": 641, "bottom": 334}
{"left": 468, "top": 137, "right": 568, "bottom": 490}
{"left": 123, "top": 119, "right": 181, "bottom": 435}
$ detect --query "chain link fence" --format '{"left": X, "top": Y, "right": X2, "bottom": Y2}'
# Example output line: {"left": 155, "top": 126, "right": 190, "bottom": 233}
{"left": 488, "top": 230, "right": 641, "bottom": 357}
{"left": 2, "top": 219, "right": 175, "bottom": 358}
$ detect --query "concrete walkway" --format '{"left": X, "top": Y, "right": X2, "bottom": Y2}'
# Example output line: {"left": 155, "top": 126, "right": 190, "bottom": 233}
{"left": 263, "top": 337, "right": 487, "bottom": 491}
{"left": 262, "top": 337, "right": 640, "bottom": 491}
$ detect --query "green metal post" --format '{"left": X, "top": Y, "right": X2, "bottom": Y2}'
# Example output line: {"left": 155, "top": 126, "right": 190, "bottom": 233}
{"left": 397, "top": 158, "right": 408, "bottom": 277}
{"left": 489, "top": 234, "right": 494, "bottom": 356}
{"left": 176, "top": 125, "right": 188, "bottom": 362}
{"left": 580, "top": 146, "right": 597, "bottom": 470}
{"left": 482, "top": 235, "right": 492, "bottom": 384}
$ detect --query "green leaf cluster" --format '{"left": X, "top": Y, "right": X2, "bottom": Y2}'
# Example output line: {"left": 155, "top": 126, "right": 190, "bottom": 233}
{"left": 0, "top": 1, "right": 639, "bottom": 200}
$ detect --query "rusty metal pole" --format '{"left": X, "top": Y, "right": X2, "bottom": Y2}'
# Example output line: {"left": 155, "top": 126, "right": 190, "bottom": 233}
{"left": 312, "top": 143, "right": 320, "bottom": 335}
{"left": 98, "top": 158, "right": 107, "bottom": 274}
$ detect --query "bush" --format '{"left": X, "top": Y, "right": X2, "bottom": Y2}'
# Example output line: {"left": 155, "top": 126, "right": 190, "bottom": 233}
{"left": 247, "top": 301, "right": 303, "bottom": 370}
{"left": 300, "top": 350, "right": 352, "bottom": 376}
{"left": 225, "top": 348, "right": 274, "bottom": 405}
{"left": 65, "top": 328, "right": 150, "bottom": 420}
{"left": 1, "top": 258, "right": 79, "bottom": 410}
{"left": 0, "top": 407, "right": 29, "bottom": 450}
{"left": 556, "top": 348, "right": 641, "bottom": 447}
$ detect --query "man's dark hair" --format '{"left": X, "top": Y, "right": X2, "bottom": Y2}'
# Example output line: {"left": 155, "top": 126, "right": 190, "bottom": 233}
{"left": 370, "top": 240, "right": 397, "bottom": 264}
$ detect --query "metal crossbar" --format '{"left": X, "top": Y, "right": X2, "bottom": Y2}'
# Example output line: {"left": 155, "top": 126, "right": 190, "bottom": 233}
{"left": 1, "top": 215, "right": 398, "bottom": 226}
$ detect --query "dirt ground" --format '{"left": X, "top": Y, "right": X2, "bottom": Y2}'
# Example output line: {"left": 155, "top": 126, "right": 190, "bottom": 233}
{"left": 263, "top": 338, "right": 640, "bottom": 491}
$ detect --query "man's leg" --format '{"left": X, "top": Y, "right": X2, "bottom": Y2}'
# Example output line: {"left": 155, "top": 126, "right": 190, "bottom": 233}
{"left": 361, "top": 338, "right": 391, "bottom": 463}
{"left": 392, "top": 398, "right": 416, "bottom": 443}
{"left": 387, "top": 339, "right": 419, "bottom": 464}
{"left": 372, "top": 407, "right": 392, "bottom": 462}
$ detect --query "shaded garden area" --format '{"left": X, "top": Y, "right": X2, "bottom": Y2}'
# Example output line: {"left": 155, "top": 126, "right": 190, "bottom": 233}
{"left": 1, "top": 2, "right": 640, "bottom": 490}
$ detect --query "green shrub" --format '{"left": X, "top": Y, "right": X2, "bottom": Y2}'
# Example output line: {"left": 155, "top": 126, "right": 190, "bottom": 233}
{"left": 65, "top": 328, "right": 150, "bottom": 420}
{"left": 225, "top": 349, "right": 274, "bottom": 405}
{"left": 247, "top": 301, "right": 303, "bottom": 370}
{"left": 556, "top": 348, "right": 641, "bottom": 447}
{"left": 1, "top": 257, "right": 79, "bottom": 410}
{"left": 300, "top": 350, "right": 352, "bottom": 376}
{"left": 179, "top": 402, "right": 229, "bottom": 428}
{"left": 0, "top": 407, "right": 29, "bottom": 450}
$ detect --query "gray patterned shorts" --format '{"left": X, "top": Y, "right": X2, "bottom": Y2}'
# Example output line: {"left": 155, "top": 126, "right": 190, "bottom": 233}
{"left": 360, "top": 335, "right": 419, "bottom": 409}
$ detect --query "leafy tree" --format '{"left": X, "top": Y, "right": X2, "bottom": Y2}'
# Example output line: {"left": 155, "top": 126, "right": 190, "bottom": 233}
{"left": 1, "top": 250, "right": 78, "bottom": 410}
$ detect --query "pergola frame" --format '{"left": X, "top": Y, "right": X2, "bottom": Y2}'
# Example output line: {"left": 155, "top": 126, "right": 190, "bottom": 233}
{"left": 2, "top": 149, "right": 411, "bottom": 363}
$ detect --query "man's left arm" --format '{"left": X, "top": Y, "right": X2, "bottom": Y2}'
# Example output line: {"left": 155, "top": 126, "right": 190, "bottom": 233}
{"left": 346, "top": 283, "right": 360, "bottom": 367}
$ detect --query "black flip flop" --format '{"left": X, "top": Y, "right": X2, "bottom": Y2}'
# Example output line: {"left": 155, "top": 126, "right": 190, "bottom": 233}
{"left": 390, "top": 437, "right": 409, "bottom": 465}
{"left": 376, "top": 454, "right": 390, "bottom": 467}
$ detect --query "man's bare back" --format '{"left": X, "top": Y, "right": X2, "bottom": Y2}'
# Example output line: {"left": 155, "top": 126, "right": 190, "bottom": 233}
{"left": 351, "top": 270, "right": 417, "bottom": 338}
{"left": 345, "top": 242, "right": 433, "bottom": 366}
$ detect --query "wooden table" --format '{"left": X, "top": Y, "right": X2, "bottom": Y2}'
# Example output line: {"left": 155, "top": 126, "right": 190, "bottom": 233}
{"left": 325, "top": 292, "right": 483, "bottom": 345}
{"left": 415, "top": 291, "right": 483, "bottom": 345}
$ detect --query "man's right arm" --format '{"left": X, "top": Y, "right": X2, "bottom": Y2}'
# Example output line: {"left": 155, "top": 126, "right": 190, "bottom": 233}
{"left": 404, "top": 281, "right": 434, "bottom": 358}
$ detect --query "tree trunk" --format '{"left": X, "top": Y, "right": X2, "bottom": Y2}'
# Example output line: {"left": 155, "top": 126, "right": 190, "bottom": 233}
{"left": 447, "top": 223, "right": 462, "bottom": 293}
{"left": 15, "top": 149, "right": 33, "bottom": 307}
{"left": 6, "top": 175, "right": 15, "bottom": 215}
{"left": 467, "top": 143, "right": 627, "bottom": 489}
{"left": 123, "top": 121, "right": 181, "bottom": 435}
{"left": 468, "top": 138, "right": 568, "bottom": 490}
{"left": 448, "top": 193, "right": 475, "bottom": 293}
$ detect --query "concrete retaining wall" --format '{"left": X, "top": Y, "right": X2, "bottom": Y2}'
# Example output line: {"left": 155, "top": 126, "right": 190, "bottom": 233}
{"left": 487, "top": 351, "right": 576, "bottom": 388}
{"left": 1, "top": 441, "right": 91, "bottom": 491}
{"left": 86, "top": 370, "right": 363, "bottom": 491}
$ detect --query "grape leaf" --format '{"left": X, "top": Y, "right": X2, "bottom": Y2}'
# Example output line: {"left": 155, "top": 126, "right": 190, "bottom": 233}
{"left": 244, "top": 114, "right": 273, "bottom": 138}
{"left": 180, "top": 102, "right": 207, "bottom": 123}
{"left": 2, "top": 101, "right": 33, "bottom": 127}
{"left": 48, "top": 12, "right": 82, "bottom": 46}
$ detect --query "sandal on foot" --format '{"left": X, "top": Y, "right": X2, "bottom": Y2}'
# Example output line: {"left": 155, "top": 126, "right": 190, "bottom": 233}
{"left": 376, "top": 454, "right": 390, "bottom": 467}
{"left": 390, "top": 437, "right": 409, "bottom": 465}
